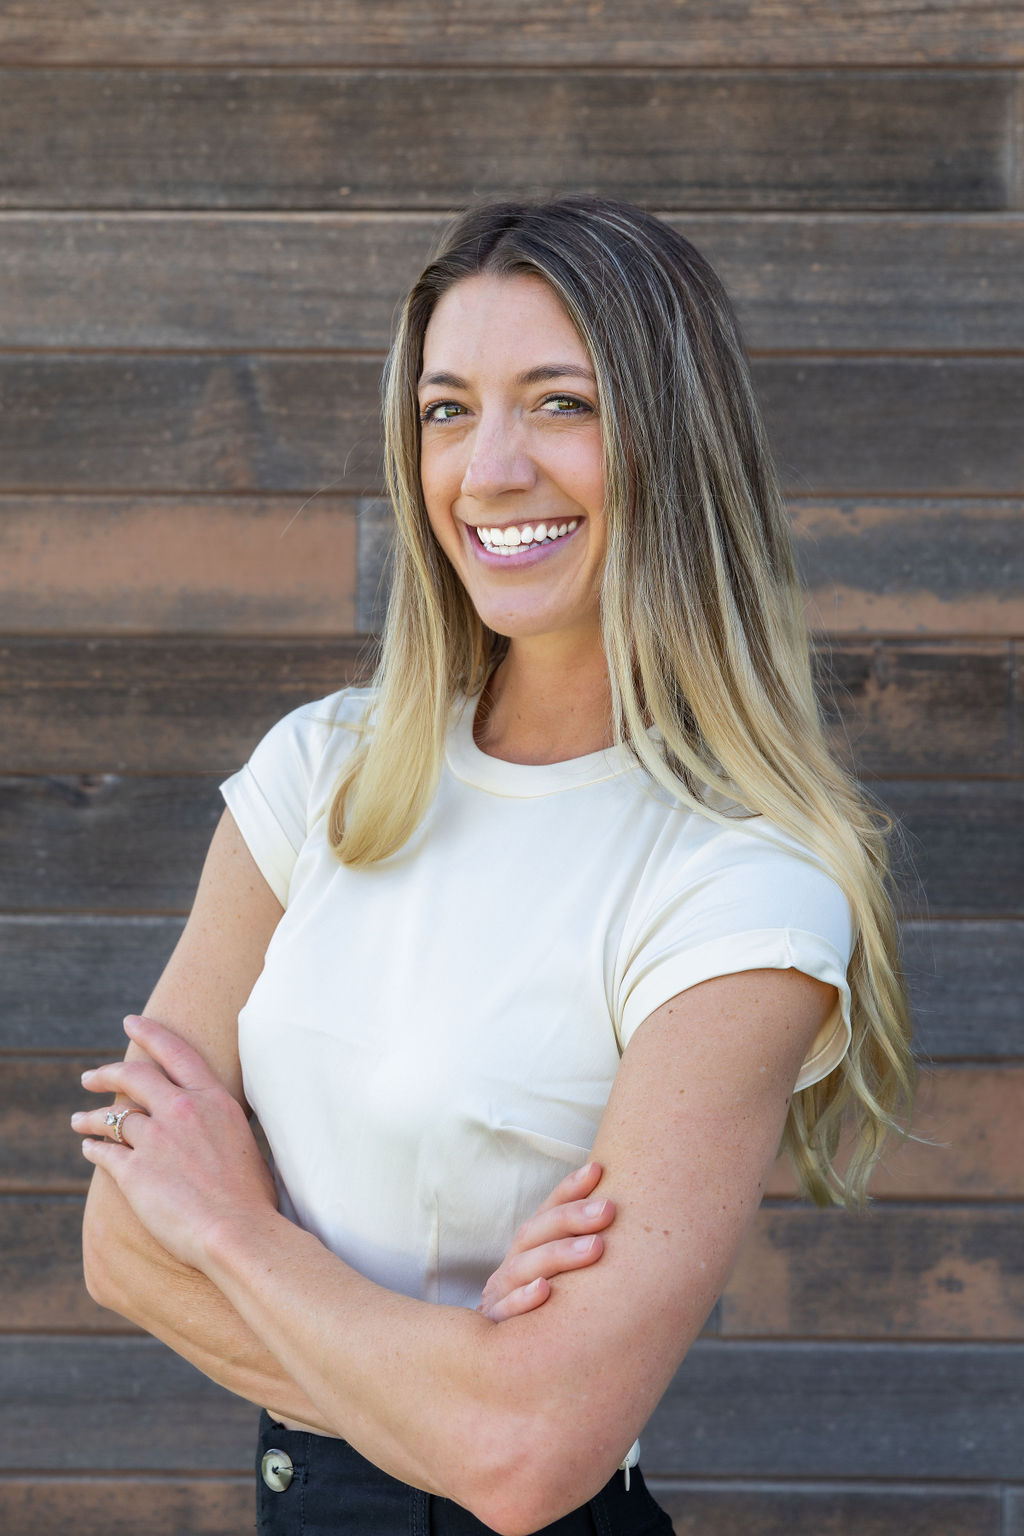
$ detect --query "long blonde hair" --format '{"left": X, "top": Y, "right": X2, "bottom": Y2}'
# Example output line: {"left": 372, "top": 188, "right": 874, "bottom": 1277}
{"left": 330, "top": 196, "right": 914, "bottom": 1207}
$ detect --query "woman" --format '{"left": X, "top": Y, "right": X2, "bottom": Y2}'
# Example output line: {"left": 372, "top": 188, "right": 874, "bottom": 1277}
{"left": 76, "top": 196, "right": 914, "bottom": 1535}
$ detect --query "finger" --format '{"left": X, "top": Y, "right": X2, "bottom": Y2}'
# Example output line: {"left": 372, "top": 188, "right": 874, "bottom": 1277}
{"left": 71, "top": 1106, "right": 148, "bottom": 1146}
{"left": 80, "top": 1058, "right": 176, "bottom": 1109}
{"left": 478, "top": 1277, "right": 550, "bottom": 1323}
{"left": 532, "top": 1161, "right": 603, "bottom": 1217}
{"left": 80, "top": 1135, "right": 132, "bottom": 1174}
{"left": 503, "top": 1232, "right": 606, "bottom": 1291}
{"left": 504, "top": 1194, "right": 615, "bottom": 1259}
{"left": 123, "top": 1014, "right": 219, "bottom": 1091}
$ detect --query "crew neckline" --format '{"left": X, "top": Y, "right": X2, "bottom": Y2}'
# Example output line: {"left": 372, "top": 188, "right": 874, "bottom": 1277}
{"left": 445, "top": 692, "right": 639, "bottom": 798}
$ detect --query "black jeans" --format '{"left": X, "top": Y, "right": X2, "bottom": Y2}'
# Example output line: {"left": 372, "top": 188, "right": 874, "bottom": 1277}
{"left": 256, "top": 1412, "right": 673, "bottom": 1535}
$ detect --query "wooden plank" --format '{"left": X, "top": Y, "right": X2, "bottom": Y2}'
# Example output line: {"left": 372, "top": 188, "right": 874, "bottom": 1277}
{"left": 0, "top": 1478, "right": 253, "bottom": 1536}
{"left": 0, "top": 917, "right": 184, "bottom": 1052}
{"left": 9, "top": 1056, "right": 1023, "bottom": 1198}
{"left": 817, "top": 642, "right": 1014, "bottom": 776}
{"left": 3, "top": 1334, "right": 1019, "bottom": 1476}
{"left": 767, "top": 1068, "right": 1024, "bottom": 1201}
{"left": 0, "top": 774, "right": 1016, "bottom": 915}
{"left": 721, "top": 1204, "right": 1024, "bottom": 1339}
{"left": 0, "top": 496, "right": 359, "bottom": 634}
{"left": 0, "top": 70, "right": 1010, "bottom": 212}
{"left": 0, "top": 1195, "right": 136, "bottom": 1332}
{"left": 0, "top": 637, "right": 373, "bottom": 772}
{"left": 1008, "top": 1490, "right": 1024, "bottom": 1536}
{"left": 0, "top": 637, "right": 1010, "bottom": 775}
{"left": 0, "top": 1337, "right": 257, "bottom": 1470}
{"left": 3, "top": 360, "right": 1022, "bottom": 503}
{"left": 5, "top": 917, "right": 1016, "bottom": 1059}
{"left": 650, "top": 1481, "right": 1001, "bottom": 1536}
{"left": 2, "top": 2, "right": 1022, "bottom": 66}
{"left": 903, "top": 920, "right": 1023, "bottom": 1061}
{"left": 645, "top": 1340, "right": 1024, "bottom": 1477}
{"left": 0, "top": 357, "right": 382, "bottom": 494}
{"left": 3, "top": 212, "right": 1023, "bottom": 353}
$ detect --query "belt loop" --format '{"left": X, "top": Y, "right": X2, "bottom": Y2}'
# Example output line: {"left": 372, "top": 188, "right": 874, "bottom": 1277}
{"left": 410, "top": 1486, "right": 430, "bottom": 1536}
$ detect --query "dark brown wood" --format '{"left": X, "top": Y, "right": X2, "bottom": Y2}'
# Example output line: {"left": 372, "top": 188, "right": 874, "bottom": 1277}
{"left": 721, "top": 1204, "right": 1024, "bottom": 1338}
{"left": 2, "top": 360, "right": 1022, "bottom": 503}
{"left": 0, "top": 774, "right": 1017, "bottom": 914}
{"left": 767, "top": 1067, "right": 1024, "bottom": 1201}
{"left": 902, "top": 920, "right": 1023, "bottom": 1060}
{"left": 0, "top": 1195, "right": 136, "bottom": 1331}
{"left": 0, "top": 1336, "right": 257, "bottom": 1469}
{"left": 0, "top": 70, "right": 1010, "bottom": 212}
{"left": 0, "top": 637, "right": 374, "bottom": 772}
{"left": 650, "top": 1481, "right": 1001, "bottom": 1536}
{"left": 0, "top": 495, "right": 359, "bottom": 635}
{"left": 1, "top": 1056, "right": 110, "bottom": 1192}
{"left": 0, "top": 917, "right": 184, "bottom": 1051}
{"left": 0, "top": 1478, "right": 254, "bottom": 1536}
{"left": 4, "top": 212, "right": 1022, "bottom": 353}
{"left": 2, "top": 2, "right": 1022, "bottom": 66}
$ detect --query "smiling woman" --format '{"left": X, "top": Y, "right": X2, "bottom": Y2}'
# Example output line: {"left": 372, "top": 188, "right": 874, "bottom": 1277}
{"left": 77, "top": 197, "right": 914, "bottom": 1536}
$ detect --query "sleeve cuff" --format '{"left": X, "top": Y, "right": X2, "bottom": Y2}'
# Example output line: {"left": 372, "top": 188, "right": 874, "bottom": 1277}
{"left": 220, "top": 764, "right": 299, "bottom": 908}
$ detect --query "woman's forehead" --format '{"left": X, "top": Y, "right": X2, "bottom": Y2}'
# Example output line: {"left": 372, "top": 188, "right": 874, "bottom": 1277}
{"left": 420, "top": 274, "right": 590, "bottom": 383}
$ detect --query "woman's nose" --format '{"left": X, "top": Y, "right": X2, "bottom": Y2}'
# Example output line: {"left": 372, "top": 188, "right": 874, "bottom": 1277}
{"left": 460, "top": 421, "right": 536, "bottom": 500}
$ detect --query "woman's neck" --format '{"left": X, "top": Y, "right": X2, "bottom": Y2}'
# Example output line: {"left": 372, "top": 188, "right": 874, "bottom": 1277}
{"left": 474, "top": 636, "right": 614, "bottom": 766}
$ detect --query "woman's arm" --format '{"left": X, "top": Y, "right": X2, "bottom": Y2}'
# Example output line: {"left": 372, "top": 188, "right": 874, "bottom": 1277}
{"left": 80, "top": 957, "right": 835, "bottom": 1534}
{"left": 81, "top": 810, "right": 613, "bottom": 1424}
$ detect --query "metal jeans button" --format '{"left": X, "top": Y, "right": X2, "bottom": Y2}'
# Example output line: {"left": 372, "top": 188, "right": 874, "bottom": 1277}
{"left": 261, "top": 1448, "right": 295, "bottom": 1492}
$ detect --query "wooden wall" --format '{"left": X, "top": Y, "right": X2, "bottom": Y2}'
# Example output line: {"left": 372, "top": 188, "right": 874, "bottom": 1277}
{"left": 1, "top": 5, "right": 1021, "bottom": 1533}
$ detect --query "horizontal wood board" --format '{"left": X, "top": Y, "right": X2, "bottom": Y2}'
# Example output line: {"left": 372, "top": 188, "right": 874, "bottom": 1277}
{"left": 2, "top": 1335, "right": 1020, "bottom": 1477}
{"left": 0, "top": 637, "right": 1016, "bottom": 775}
{"left": 651, "top": 1481, "right": 1005, "bottom": 1536}
{"left": 2, "top": 1, "right": 1023, "bottom": 66}
{"left": 6, "top": 1060, "right": 1022, "bottom": 1198}
{"left": 0, "top": 1478, "right": 254, "bottom": 1536}
{"left": 2, "top": 358, "right": 1023, "bottom": 499}
{"left": 3, "top": 212, "right": 1023, "bottom": 353}
{"left": 3, "top": 775, "right": 1018, "bottom": 914}
{"left": 3, "top": 916, "right": 1017, "bottom": 1060}
{"left": 0, "top": 71, "right": 1012, "bottom": 212}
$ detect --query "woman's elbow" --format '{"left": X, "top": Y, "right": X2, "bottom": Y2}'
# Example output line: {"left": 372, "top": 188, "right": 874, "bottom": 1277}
{"left": 458, "top": 1417, "right": 619, "bottom": 1536}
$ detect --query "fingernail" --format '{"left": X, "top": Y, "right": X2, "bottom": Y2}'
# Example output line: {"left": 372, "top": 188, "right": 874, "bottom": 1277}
{"left": 583, "top": 1199, "right": 606, "bottom": 1217}
{"left": 573, "top": 1236, "right": 596, "bottom": 1252}
{"left": 80, "top": 1070, "right": 94, "bottom": 1083}
{"left": 575, "top": 1162, "right": 594, "bottom": 1179}
{"left": 123, "top": 1015, "right": 140, "bottom": 1029}
{"left": 70, "top": 1113, "right": 83, "bottom": 1126}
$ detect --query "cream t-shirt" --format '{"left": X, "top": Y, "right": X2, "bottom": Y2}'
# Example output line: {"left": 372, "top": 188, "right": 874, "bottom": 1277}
{"left": 221, "top": 687, "right": 853, "bottom": 1310}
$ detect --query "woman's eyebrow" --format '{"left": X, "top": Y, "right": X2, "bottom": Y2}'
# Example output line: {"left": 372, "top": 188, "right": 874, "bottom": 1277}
{"left": 418, "top": 363, "right": 596, "bottom": 389}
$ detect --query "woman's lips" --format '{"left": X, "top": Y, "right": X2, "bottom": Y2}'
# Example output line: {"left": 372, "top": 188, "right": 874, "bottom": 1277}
{"left": 467, "top": 519, "right": 582, "bottom": 567}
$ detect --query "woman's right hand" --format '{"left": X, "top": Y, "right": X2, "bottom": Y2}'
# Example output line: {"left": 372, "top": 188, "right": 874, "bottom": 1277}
{"left": 477, "top": 1162, "right": 615, "bottom": 1322}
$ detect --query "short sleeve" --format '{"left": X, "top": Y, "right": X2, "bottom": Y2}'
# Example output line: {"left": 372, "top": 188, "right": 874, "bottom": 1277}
{"left": 616, "top": 822, "right": 855, "bottom": 1092}
{"left": 219, "top": 689, "right": 363, "bottom": 906}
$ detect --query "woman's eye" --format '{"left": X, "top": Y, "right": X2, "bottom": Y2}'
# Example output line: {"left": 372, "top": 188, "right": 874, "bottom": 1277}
{"left": 420, "top": 401, "right": 466, "bottom": 424}
{"left": 541, "top": 396, "right": 591, "bottom": 416}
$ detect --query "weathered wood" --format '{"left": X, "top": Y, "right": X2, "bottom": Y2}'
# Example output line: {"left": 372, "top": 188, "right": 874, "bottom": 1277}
{"left": 0, "top": 917, "right": 184, "bottom": 1051}
{"left": 0, "top": 1478, "right": 254, "bottom": 1536}
{"left": 0, "top": 1195, "right": 136, "bottom": 1331}
{"left": 0, "top": 1337, "right": 257, "bottom": 1470}
{"left": 1008, "top": 1490, "right": 1024, "bottom": 1536}
{"left": 4, "top": 916, "right": 1016, "bottom": 1059}
{"left": 9, "top": 1057, "right": 1022, "bottom": 1198}
{"left": 651, "top": 1481, "right": 1001, "bottom": 1536}
{"left": 1, "top": 637, "right": 1006, "bottom": 775}
{"left": 0, "top": 637, "right": 373, "bottom": 772}
{"left": 0, "top": 70, "right": 1011, "bottom": 212}
{"left": 0, "top": 776, "right": 221, "bottom": 914}
{"left": 0, "top": 496, "right": 359, "bottom": 634}
{"left": 721, "top": 1204, "right": 1024, "bottom": 1338}
{"left": 902, "top": 920, "right": 1022, "bottom": 1061}
{"left": 2, "top": 360, "right": 1021, "bottom": 503}
{"left": 2, "top": 1, "right": 1022, "bottom": 66}
{"left": 0, "top": 774, "right": 1016, "bottom": 914}
{"left": 3, "top": 212, "right": 1022, "bottom": 354}
{"left": 768, "top": 1068, "right": 1024, "bottom": 1201}
{"left": 3, "top": 1334, "right": 1020, "bottom": 1477}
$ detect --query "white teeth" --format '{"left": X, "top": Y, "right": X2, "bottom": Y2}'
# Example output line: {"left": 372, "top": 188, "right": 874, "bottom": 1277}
{"left": 503, "top": 527, "right": 521, "bottom": 547}
{"left": 476, "top": 520, "right": 578, "bottom": 554}
{"left": 520, "top": 524, "right": 534, "bottom": 543}
{"left": 533, "top": 523, "right": 547, "bottom": 540}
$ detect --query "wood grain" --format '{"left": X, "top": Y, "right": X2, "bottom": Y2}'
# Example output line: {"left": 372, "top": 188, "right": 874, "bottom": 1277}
{"left": 871, "top": 780, "right": 1024, "bottom": 917}
{"left": 0, "top": 1479, "right": 253, "bottom": 1536}
{"left": 0, "top": 70, "right": 1011, "bottom": 212}
{"left": 721, "top": 1204, "right": 1024, "bottom": 1338}
{"left": 4, "top": 916, "right": 1016, "bottom": 1060}
{"left": 767, "top": 1068, "right": 1024, "bottom": 1201}
{"left": 2, "top": 2, "right": 1022, "bottom": 66}
{"left": 3, "top": 212, "right": 1022, "bottom": 353}
{"left": 651, "top": 1481, "right": 1001, "bottom": 1536}
{"left": 0, "top": 1196, "right": 135, "bottom": 1332}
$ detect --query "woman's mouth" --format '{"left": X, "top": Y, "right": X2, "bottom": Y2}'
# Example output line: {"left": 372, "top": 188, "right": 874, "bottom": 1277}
{"left": 471, "top": 519, "right": 579, "bottom": 559}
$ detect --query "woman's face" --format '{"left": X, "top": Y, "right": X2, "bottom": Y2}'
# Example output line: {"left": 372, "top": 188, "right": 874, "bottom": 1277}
{"left": 418, "top": 273, "right": 606, "bottom": 649}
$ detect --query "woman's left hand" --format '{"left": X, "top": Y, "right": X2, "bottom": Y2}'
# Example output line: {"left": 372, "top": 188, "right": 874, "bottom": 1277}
{"left": 72, "top": 1015, "right": 277, "bottom": 1272}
